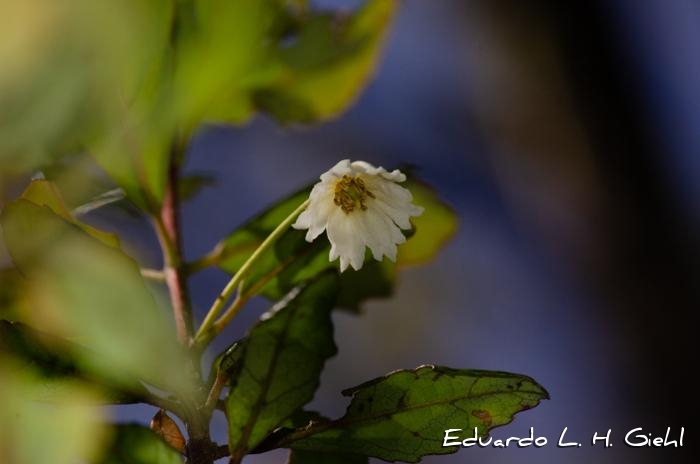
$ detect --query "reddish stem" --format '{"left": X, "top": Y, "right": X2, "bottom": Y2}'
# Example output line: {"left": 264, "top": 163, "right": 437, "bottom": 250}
{"left": 160, "top": 151, "right": 194, "bottom": 344}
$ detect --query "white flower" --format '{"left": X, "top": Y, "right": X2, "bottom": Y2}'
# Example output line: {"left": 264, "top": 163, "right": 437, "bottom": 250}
{"left": 292, "top": 159, "right": 424, "bottom": 272}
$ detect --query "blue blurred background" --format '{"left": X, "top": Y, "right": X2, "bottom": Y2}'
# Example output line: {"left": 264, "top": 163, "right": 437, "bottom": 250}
{"left": 108, "top": 1, "right": 697, "bottom": 463}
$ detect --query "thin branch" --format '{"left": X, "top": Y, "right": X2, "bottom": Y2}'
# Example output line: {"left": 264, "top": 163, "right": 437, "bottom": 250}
{"left": 194, "top": 281, "right": 245, "bottom": 350}
{"left": 140, "top": 268, "right": 167, "bottom": 282}
{"left": 210, "top": 289, "right": 247, "bottom": 340}
{"left": 203, "top": 369, "right": 229, "bottom": 415}
{"left": 193, "top": 199, "right": 309, "bottom": 347}
{"left": 194, "top": 234, "right": 320, "bottom": 349}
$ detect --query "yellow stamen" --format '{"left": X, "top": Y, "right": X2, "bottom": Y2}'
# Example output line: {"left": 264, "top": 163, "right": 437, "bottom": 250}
{"left": 333, "top": 175, "right": 375, "bottom": 214}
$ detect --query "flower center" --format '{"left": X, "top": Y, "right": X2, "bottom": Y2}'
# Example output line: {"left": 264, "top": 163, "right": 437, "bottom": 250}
{"left": 333, "top": 175, "right": 375, "bottom": 214}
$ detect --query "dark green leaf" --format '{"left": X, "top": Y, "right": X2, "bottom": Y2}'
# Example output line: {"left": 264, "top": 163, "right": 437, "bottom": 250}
{"left": 0, "top": 320, "right": 148, "bottom": 403}
{"left": 98, "top": 424, "right": 184, "bottom": 464}
{"left": 208, "top": 338, "right": 248, "bottom": 388}
{"left": 252, "top": 410, "right": 325, "bottom": 454}
{"left": 226, "top": 273, "right": 339, "bottom": 461}
{"left": 280, "top": 365, "right": 549, "bottom": 462}
{"left": 216, "top": 187, "right": 332, "bottom": 300}
{"left": 215, "top": 179, "right": 455, "bottom": 312}
{"left": 217, "top": 339, "right": 248, "bottom": 378}
{"left": 287, "top": 450, "right": 368, "bottom": 464}
{"left": 253, "top": 411, "right": 367, "bottom": 463}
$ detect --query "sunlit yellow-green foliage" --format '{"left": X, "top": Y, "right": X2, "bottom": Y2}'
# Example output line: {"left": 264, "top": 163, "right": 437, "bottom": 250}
{"left": 1, "top": 0, "right": 397, "bottom": 211}
{"left": 1, "top": 181, "right": 192, "bottom": 396}
{"left": 0, "top": 1, "right": 415, "bottom": 463}
{"left": 0, "top": 0, "right": 169, "bottom": 178}
{"left": 0, "top": 358, "right": 107, "bottom": 464}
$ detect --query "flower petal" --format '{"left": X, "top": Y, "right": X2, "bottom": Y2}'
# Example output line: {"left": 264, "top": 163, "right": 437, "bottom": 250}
{"left": 326, "top": 209, "right": 364, "bottom": 271}
{"left": 294, "top": 183, "right": 334, "bottom": 241}
{"left": 320, "top": 159, "right": 352, "bottom": 182}
{"left": 292, "top": 159, "right": 424, "bottom": 271}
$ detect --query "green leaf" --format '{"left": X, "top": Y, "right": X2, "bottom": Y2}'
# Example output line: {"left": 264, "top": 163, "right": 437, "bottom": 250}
{"left": 71, "top": 188, "right": 127, "bottom": 217}
{"left": 173, "top": 0, "right": 396, "bottom": 127}
{"left": 287, "top": 450, "right": 368, "bottom": 464}
{"left": 0, "top": 320, "right": 149, "bottom": 404}
{"left": 88, "top": 99, "right": 174, "bottom": 213}
{"left": 226, "top": 273, "right": 339, "bottom": 461}
{"left": 0, "top": 357, "right": 107, "bottom": 464}
{"left": 279, "top": 365, "right": 549, "bottom": 462}
{"left": 85, "top": 0, "right": 176, "bottom": 212}
{"left": 214, "top": 178, "right": 455, "bottom": 311}
{"left": 20, "top": 179, "right": 120, "bottom": 248}
{"left": 1, "top": 0, "right": 174, "bottom": 190}
{"left": 0, "top": 268, "right": 27, "bottom": 320}
{"left": 173, "top": 0, "right": 284, "bottom": 127}
{"left": 255, "top": 0, "right": 398, "bottom": 123}
{"left": 207, "top": 338, "right": 247, "bottom": 389}
{"left": 0, "top": 199, "right": 190, "bottom": 396}
{"left": 214, "top": 339, "right": 248, "bottom": 380}
{"left": 97, "top": 424, "right": 184, "bottom": 464}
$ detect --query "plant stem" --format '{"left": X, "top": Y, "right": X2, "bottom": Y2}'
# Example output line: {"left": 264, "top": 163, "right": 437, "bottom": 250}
{"left": 157, "top": 137, "right": 195, "bottom": 345}
{"left": 193, "top": 199, "right": 310, "bottom": 347}
{"left": 153, "top": 136, "right": 215, "bottom": 464}
{"left": 158, "top": 5, "right": 217, "bottom": 464}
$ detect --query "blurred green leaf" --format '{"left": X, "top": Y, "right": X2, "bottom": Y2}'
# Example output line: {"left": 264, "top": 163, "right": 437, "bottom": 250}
{"left": 287, "top": 450, "right": 368, "bottom": 464}
{"left": 214, "top": 179, "right": 454, "bottom": 311}
{"left": 255, "top": 0, "right": 398, "bottom": 123}
{"left": 0, "top": 0, "right": 173, "bottom": 183}
{"left": 84, "top": 0, "right": 175, "bottom": 212}
{"left": 226, "top": 274, "right": 339, "bottom": 461}
{"left": 0, "top": 320, "right": 149, "bottom": 404}
{"left": 0, "top": 268, "right": 27, "bottom": 320}
{"left": 174, "top": 0, "right": 397, "bottom": 126}
{"left": 279, "top": 366, "right": 549, "bottom": 462}
{"left": 97, "top": 424, "right": 184, "bottom": 464}
{"left": 72, "top": 188, "right": 127, "bottom": 217}
{"left": 0, "top": 357, "right": 106, "bottom": 464}
{"left": 173, "top": 0, "right": 283, "bottom": 127}
{"left": 20, "top": 179, "right": 120, "bottom": 248}
{"left": 0, "top": 199, "right": 190, "bottom": 396}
